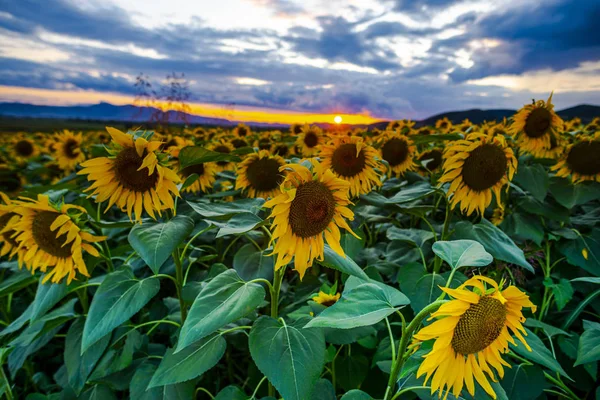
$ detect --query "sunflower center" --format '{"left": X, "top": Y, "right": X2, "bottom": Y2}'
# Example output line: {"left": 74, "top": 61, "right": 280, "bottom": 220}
{"left": 0, "top": 212, "right": 18, "bottom": 246}
{"left": 566, "top": 141, "right": 600, "bottom": 176}
{"left": 293, "top": 125, "right": 303, "bottom": 135}
{"left": 258, "top": 139, "right": 271, "bottom": 150}
{"left": 274, "top": 145, "right": 289, "bottom": 157}
{"left": 331, "top": 143, "right": 366, "bottom": 177}
{"left": 524, "top": 108, "right": 551, "bottom": 138}
{"left": 231, "top": 139, "right": 247, "bottom": 149}
{"left": 63, "top": 139, "right": 80, "bottom": 159}
{"left": 214, "top": 145, "right": 231, "bottom": 166}
{"left": 245, "top": 158, "right": 283, "bottom": 192}
{"left": 113, "top": 147, "right": 159, "bottom": 192}
{"left": 180, "top": 162, "right": 205, "bottom": 178}
{"left": 0, "top": 171, "right": 21, "bottom": 193}
{"left": 237, "top": 127, "right": 249, "bottom": 137}
{"left": 32, "top": 211, "right": 72, "bottom": 258}
{"left": 451, "top": 296, "right": 507, "bottom": 355}
{"left": 15, "top": 140, "right": 34, "bottom": 157}
{"left": 289, "top": 180, "right": 335, "bottom": 238}
{"left": 381, "top": 138, "right": 408, "bottom": 166}
{"left": 419, "top": 150, "right": 443, "bottom": 171}
{"left": 461, "top": 144, "right": 507, "bottom": 191}
{"left": 304, "top": 132, "right": 318, "bottom": 148}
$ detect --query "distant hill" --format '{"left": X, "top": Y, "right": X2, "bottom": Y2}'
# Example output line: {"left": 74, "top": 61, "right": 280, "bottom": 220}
{"left": 0, "top": 101, "right": 598, "bottom": 129}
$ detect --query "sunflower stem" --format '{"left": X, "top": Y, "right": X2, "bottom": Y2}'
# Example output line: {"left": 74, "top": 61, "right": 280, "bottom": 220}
{"left": 268, "top": 266, "right": 286, "bottom": 397}
{"left": 543, "top": 372, "right": 580, "bottom": 400}
{"left": 172, "top": 249, "right": 187, "bottom": 324}
{"left": 433, "top": 200, "right": 451, "bottom": 273}
{"left": 383, "top": 300, "right": 446, "bottom": 400}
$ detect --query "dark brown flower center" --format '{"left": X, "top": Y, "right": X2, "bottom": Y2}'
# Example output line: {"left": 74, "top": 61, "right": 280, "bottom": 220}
{"left": 381, "top": 138, "right": 409, "bottom": 167}
{"left": 0, "top": 170, "right": 21, "bottom": 193}
{"left": 258, "top": 139, "right": 271, "bottom": 150}
{"left": 452, "top": 296, "right": 506, "bottom": 355}
{"left": 461, "top": 144, "right": 507, "bottom": 191}
{"left": 274, "top": 145, "right": 289, "bottom": 157}
{"left": 32, "top": 211, "right": 72, "bottom": 258}
{"left": 320, "top": 298, "right": 337, "bottom": 307}
{"left": 231, "top": 138, "right": 247, "bottom": 149}
{"left": 0, "top": 212, "right": 18, "bottom": 246}
{"left": 524, "top": 107, "right": 551, "bottom": 138}
{"left": 289, "top": 180, "right": 335, "bottom": 238}
{"left": 180, "top": 162, "right": 205, "bottom": 178}
{"left": 113, "top": 147, "right": 158, "bottom": 192}
{"left": 566, "top": 141, "right": 600, "bottom": 176}
{"left": 237, "top": 127, "right": 249, "bottom": 137}
{"left": 331, "top": 143, "right": 366, "bottom": 177}
{"left": 214, "top": 145, "right": 231, "bottom": 166}
{"left": 15, "top": 140, "right": 34, "bottom": 157}
{"left": 419, "top": 149, "right": 443, "bottom": 172}
{"left": 63, "top": 139, "right": 80, "bottom": 159}
{"left": 245, "top": 157, "right": 284, "bottom": 192}
{"left": 304, "top": 132, "right": 319, "bottom": 148}
{"left": 292, "top": 125, "right": 303, "bottom": 135}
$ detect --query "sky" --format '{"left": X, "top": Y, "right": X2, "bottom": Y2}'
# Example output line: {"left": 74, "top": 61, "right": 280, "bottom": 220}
{"left": 0, "top": 0, "right": 599, "bottom": 123}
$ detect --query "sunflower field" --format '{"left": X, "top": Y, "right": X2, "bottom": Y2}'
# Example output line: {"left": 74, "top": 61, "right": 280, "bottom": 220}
{"left": 1, "top": 94, "right": 599, "bottom": 400}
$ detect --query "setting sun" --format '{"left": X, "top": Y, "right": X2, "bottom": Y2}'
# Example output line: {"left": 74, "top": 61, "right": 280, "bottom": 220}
{"left": 334, "top": 115, "right": 342, "bottom": 124}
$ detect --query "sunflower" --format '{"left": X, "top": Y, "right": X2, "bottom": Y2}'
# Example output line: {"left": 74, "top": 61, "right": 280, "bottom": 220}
{"left": 11, "top": 136, "right": 39, "bottom": 163}
{"left": 11, "top": 195, "right": 106, "bottom": 284}
{"left": 0, "top": 192, "right": 20, "bottom": 259}
{"left": 235, "top": 150, "right": 286, "bottom": 199}
{"left": 233, "top": 123, "right": 251, "bottom": 138}
{"left": 209, "top": 139, "right": 236, "bottom": 172}
{"left": 583, "top": 117, "right": 599, "bottom": 133}
{"left": 418, "top": 148, "right": 444, "bottom": 175}
{"left": 320, "top": 136, "right": 382, "bottom": 197}
{"left": 510, "top": 93, "right": 564, "bottom": 153}
{"left": 0, "top": 166, "right": 25, "bottom": 196}
{"left": 170, "top": 143, "right": 217, "bottom": 194}
{"left": 78, "top": 127, "right": 180, "bottom": 223}
{"left": 435, "top": 117, "right": 453, "bottom": 133}
{"left": 440, "top": 133, "right": 517, "bottom": 216}
{"left": 414, "top": 276, "right": 536, "bottom": 400}
{"left": 387, "top": 119, "right": 415, "bottom": 132}
{"left": 529, "top": 132, "right": 566, "bottom": 160}
{"left": 159, "top": 134, "right": 187, "bottom": 152}
{"left": 264, "top": 161, "right": 359, "bottom": 279}
{"left": 53, "top": 130, "right": 86, "bottom": 173}
{"left": 296, "top": 125, "right": 324, "bottom": 156}
{"left": 377, "top": 131, "right": 417, "bottom": 177}
{"left": 551, "top": 132, "right": 600, "bottom": 183}
{"left": 273, "top": 143, "right": 290, "bottom": 158}
{"left": 491, "top": 205, "right": 505, "bottom": 226}
{"left": 312, "top": 291, "right": 340, "bottom": 307}
{"left": 290, "top": 124, "right": 304, "bottom": 135}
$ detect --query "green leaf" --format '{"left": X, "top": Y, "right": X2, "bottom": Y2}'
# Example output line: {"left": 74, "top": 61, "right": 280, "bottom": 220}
{"left": 311, "top": 379, "right": 336, "bottom": 400}
{"left": 513, "top": 164, "right": 549, "bottom": 202}
{"left": 557, "top": 231, "right": 600, "bottom": 277}
{"left": 571, "top": 277, "right": 600, "bottom": 284}
{"left": 543, "top": 278, "right": 573, "bottom": 311}
{"left": 454, "top": 219, "right": 534, "bottom": 272}
{"left": 178, "top": 146, "right": 241, "bottom": 169}
{"left": 0, "top": 270, "right": 37, "bottom": 297}
{"left": 510, "top": 327, "right": 571, "bottom": 379}
{"left": 334, "top": 354, "right": 369, "bottom": 391}
{"left": 387, "top": 227, "right": 434, "bottom": 248}
{"left": 524, "top": 319, "right": 570, "bottom": 338}
{"left": 216, "top": 212, "right": 263, "bottom": 238}
{"left": 574, "top": 320, "right": 600, "bottom": 366}
{"left": 214, "top": 386, "right": 248, "bottom": 400}
{"left": 149, "top": 334, "right": 226, "bottom": 387}
{"left": 187, "top": 198, "right": 264, "bottom": 218}
{"left": 340, "top": 390, "right": 374, "bottom": 400}
{"left": 319, "top": 245, "right": 369, "bottom": 280}
{"left": 64, "top": 319, "right": 111, "bottom": 394}
{"left": 128, "top": 215, "right": 195, "bottom": 274}
{"left": 386, "top": 182, "right": 436, "bottom": 204}
{"left": 501, "top": 364, "right": 547, "bottom": 400}
{"left": 304, "top": 281, "right": 409, "bottom": 329}
{"left": 79, "top": 384, "right": 117, "bottom": 400}
{"left": 233, "top": 243, "right": 274, "bottom": 281}
{"left": 503, "top": 212, "right": 544, "bottom": 245}
{"left": 549, "top": 177, "right": 600, "bottom": 208}
{"left": 130, "top": 361, "right": 196, "bottom": 400}
{"left": 30, "top": 277, "right": 69, "bottom": 321}
{"left": 563, "top": 288, "right": 600, "bottom": 329}
{"left": 82, "top": 267, "right": 160, "bottom": 353}
{"left": 432, "top": 240, "right": 493, "bottom": 270}
{"left": 341, "top": 233, "right": 365, "bottom": 260}
{"left": 177, "top": 269, "right": 265, "bottom": 352}
{"left": 249, "top": 316, "right": 325, "bottom": 400}
{"left": 411, "top": 273, "right": 445, "bottom": 313}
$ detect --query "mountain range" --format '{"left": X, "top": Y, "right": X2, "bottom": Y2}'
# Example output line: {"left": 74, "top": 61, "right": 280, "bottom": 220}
{"left": 0, "top": 102, "right": 598, "bottom": 129}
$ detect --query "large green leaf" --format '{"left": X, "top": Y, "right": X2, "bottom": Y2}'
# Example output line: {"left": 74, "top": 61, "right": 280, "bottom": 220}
{"left": 128, "top": 215, "right": 195, "bottom": 274}
{"left": 543, "top": 278, "right": 573, "bottom": 311}
{"left": 500, "top": 364, "right": 547, "bottom": 400}
{"left": 149, "top": 334, "right": 226, "bottom": 387}
{"left": 575, "top": 320, "right": 600, "bottom": 366}
{"left": 129, "top": 361, "right": 196, "bottom": 400}
{"left": 304, "top": 281, "right": 409, "bottom": 329}
{"left": 79, "top": 384, "right": 117, "bottom": 400}
{"left": 509, "top": 328, "right": 570, "bottom": 379}
{"left": 214, "top": 385, "right": 249, "bottom": 400}
{"left": 82, "top": 267, "right": 160, "bottom": 353}
{"left": 411, "top": 273, "right": 445, "bottom": 313}
{"left": 334, "top": 354, "right": 369, "bottom": 391}
{"left": 387, "top": 227, "right": 434, "bottom": 248}
{"left": 178, "top": 146, "right": 241, "bottom": 169}
{"left": 64, "top": 319, "right": 111, "bottom": 394}
{"left": 340, "top": 390, "right": 374, "bottom": 400}
{"left": 454, "top": 219, "right": 534, "bottom": 272}
{"left": 432, "top": 240, "right": 493, "bottom": 270}
{"left": 557, "top": 230, "right": 600, "bottom": 277}
{"left": 233, "top": 243, "right": 274, "bottom": 281}
{"left": 503, "top": 212, "right": 544, "bottom": 245}
{"left": 187, "top": 198, "right": 264, "bottom": 218}
{"left": 249, "top": 316, "right": 325, "bottom": 400}
{"left": 176, "top": 269, "right": 265, "bottom": 352}
{"left": 549, "top": 177, "right": 600, "bottom": 208}
{"left": 0, "top": 270, "right": 37, "bottom": 297}
{"left": 216, "top": 212, "right": 263, "bottom": 238}
{"left": 386, "top": 182, "right": 436, "bottom": 204}
{"left": 30, "top": 277, "right": 69, "bottom": 321}
{"left": 513, "top": 164, "right": 549, "bottom": 202}
{"left": 319, "top": 245, "right": 369, "bottom": 280}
